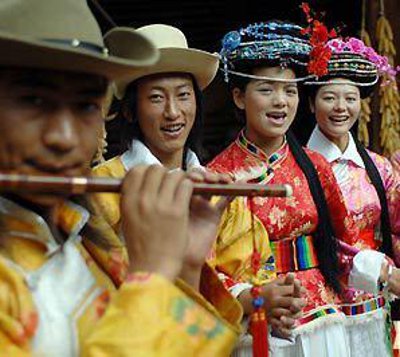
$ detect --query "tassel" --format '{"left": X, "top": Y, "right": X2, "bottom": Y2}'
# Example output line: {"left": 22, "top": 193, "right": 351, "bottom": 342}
{"left": 250, "top": 288, "right": 269, "bottom": 356}
{"left": 250, "top": 307, "right": 269, "bottom": 357}
{"left": 249, "top": 199, "right": 269, "bottom": 356}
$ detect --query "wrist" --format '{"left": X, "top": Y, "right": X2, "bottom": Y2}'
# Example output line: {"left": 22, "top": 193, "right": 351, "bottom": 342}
{"left": 237, "top": 288, "right": 254, "bottom": 315}
{"left": 179, "top": 265, "right": 202, "bottom": 291}
{"left": 128, "top": 258, "right": 182, "bottom": 282}
{"left": 379, "top": 260, "right": 390, "bottom": 284}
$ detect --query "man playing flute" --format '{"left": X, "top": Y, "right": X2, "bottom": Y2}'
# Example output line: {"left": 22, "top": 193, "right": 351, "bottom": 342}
{"left": 0, "top": 0, "right": 306, "bottom": 355}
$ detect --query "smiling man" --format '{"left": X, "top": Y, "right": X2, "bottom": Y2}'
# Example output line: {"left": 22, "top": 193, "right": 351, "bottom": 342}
{"left": 0, "top": 0, "right": 241, "bottom": 355}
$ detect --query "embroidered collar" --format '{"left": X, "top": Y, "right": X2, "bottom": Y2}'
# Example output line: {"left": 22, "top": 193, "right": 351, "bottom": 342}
{"left": 237, "top": 130, "right": 288, "bottom": 164}
{"left": 0, "top": 197, "right": 89, "bottom": 254}
{"left": 307, "top": 126, "right": 365, "bottom": 168}
{"left": 121, "top": 139, "right": 203, "bottom": 171}
{"left": 235, "top": 130, "right": 288, "bottom": 183}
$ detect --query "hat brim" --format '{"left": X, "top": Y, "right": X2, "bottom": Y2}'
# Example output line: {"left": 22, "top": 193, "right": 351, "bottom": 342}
{"left": 114, "top": 48, "right": 219, "bottom": 99}
{"left": 0, "top": 29, "right": 159, "bottom": 80}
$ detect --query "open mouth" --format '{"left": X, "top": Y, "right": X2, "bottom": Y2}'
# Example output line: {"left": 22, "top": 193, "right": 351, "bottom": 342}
{"left": 161, "top": 123, "right": 185, "bottom": 137}
{"left": 329, "top": 115, "right": 349, "bottom": 123}
{"left": 266, "top": 112, "right": 287, "bottom": 124}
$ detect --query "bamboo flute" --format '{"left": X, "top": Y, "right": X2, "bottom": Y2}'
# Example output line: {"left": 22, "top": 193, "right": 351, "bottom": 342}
{"left": 0, "top": 173, "right": 292, "bottom": 197}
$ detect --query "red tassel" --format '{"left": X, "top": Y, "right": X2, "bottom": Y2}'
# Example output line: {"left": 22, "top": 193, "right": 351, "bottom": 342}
{"left": 250, "top": 308, "right": 269, "bottom": 357}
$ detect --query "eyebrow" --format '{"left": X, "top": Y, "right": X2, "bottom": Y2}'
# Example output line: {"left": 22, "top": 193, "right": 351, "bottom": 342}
{"left": 77, "top": 87, "right": 107, "bottom": 97}
{"left": 10, "top": 75, "right": 106, "bottom": 97}
{"left": 10, "top": 76, "right": 58, "bottom": 91}
{"left": 321, "top": 90, "right": 358, "bottom": 95}
{"left": 149, "top": 83, "right": 193, "bottom": 91}
{"left": 255, "top": 80, "right": 297, "bottom": 87}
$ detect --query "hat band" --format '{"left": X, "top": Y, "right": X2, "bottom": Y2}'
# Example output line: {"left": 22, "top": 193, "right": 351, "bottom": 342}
{"left": 304, "top": 76, "right": 379, "bottom": 87}
{"left": 43, "top": 38, "right": 109, "bottom": 56}
{"left": 221, "top": 68, "right": 315, "bottom": 83}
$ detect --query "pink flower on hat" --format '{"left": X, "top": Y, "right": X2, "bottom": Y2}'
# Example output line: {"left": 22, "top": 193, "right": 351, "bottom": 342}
{"left": 327, "top": 37, "right": 398, "bottom": 82}
{"left": 347, "top": 37, "right": 365, "bottom": 53}
{"left": 328, "top": 38, "right": 346, "bottom": 52}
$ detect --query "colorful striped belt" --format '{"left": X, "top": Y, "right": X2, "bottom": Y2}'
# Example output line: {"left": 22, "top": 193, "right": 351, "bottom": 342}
{"left": 271, "top": 235, "right": 319, "bottom": 273}
{"left": 341, "top": 295, "right": 386, "bottom": 316}
{"left": 296, "top": 296, "right": 386, "bottom": 327}
{"left": 297, "top": 306, "right": 341, "bottom": 326}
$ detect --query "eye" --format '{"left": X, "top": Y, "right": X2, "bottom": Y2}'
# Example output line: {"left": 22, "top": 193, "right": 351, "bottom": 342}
{"left": 322, "top": 96, "right": 335, "bottom": 102}
{"left": 76, "top": 101, "right": 101, "bottom": 114}
{"left": 149, "top": 94, "right": 163, "bottom": 103}
{"left": 178, "top": 91, "right": 192, "bottom": 100}
{"left": 346, "top": 97, "right": 357, "bottom": 103}
{"left": 258, "top": 87, "right": 272, "bottom": 94}
{"left": 286, "top": 88, "right": 298, "bottom": 96}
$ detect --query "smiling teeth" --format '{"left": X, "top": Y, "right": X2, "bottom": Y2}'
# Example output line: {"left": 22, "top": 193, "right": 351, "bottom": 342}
{"left": 330, "top": 117, "right": 348, "bottom": 122}
{"left": 162, "top": 124, "right": 184, "bottom": 132}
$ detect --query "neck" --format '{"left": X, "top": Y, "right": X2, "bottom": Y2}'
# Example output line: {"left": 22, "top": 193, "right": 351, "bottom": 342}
{"left": 147, "top": 144, "right": 184, "bottom": 170}
{"left": 244, "top": 128, "right": 285, "bottom": 157}
{"left": 321, "top": 129, "right": 350, "bottom": 153}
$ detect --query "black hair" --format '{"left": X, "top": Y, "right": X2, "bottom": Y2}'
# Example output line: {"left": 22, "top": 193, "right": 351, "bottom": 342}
{"left": 286, "top": 132, "right": 341, "bottom": 293}
{"left": 230, "top": 63, "right": 342, "bottom": 293}
{"left": 307, "top": 87, "right": 393, "bottom": 258}
{"left": 118, "top": 72, "right": 204, "bottom": 170}
{"left": 354, "top": 137, "right": 393, "bottom": 257}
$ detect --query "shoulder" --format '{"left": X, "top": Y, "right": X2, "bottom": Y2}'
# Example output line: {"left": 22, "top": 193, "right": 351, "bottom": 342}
{"left": 0, "top": 256, "right": 38, "bottom": 345}
{"left": 366, "top": 149, "right": 392, "bottom": 168}
{"left": 207, "top": 142, "right": 244, "bottom": 173}
{"left": 92, "top": 156, "right": 126, "bottom": 178}
{"left": 302, "top": 147, "right": 333, "bottom": 170}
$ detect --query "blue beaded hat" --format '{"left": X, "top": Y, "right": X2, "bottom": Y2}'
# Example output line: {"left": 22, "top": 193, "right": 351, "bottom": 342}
{"left": 219, "top": 21, "right": 313, "bottom": 83}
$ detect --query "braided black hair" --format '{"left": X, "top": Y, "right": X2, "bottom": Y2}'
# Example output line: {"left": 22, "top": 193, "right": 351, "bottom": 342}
{"left": 229, "top": 64, "right": 342, "bottom": 293}
{"left": 353, "top": 137, "right": 393, "bottom": 257}
{"left": 307, "top": 86, "right": 393, "bottom": 258}
{"left": 286, "top": 131, "right": 341, "bottom": 293}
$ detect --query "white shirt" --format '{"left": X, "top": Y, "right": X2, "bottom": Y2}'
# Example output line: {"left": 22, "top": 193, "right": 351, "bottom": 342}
{"left": 121, "top": 139, "right": 203, "bottom": 171}
{"left": 307, "top": 126, "right": 365, "bottom": 186}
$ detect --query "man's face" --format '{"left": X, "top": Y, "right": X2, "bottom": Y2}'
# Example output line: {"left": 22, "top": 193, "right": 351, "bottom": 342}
{"left": 0, "top": 68, "right": 107, "bottom": 208}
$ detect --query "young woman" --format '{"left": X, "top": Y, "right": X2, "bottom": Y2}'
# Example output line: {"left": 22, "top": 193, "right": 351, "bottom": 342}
{"left": 207, "top": 21, "right": 400, "bottom": 356}
{"left": 305, "top": 36, "right": 400, "bottom": 354}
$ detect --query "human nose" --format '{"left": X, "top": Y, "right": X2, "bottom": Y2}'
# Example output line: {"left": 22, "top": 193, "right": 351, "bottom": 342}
{"left": 163, "top": 98, "right": 180, "bottom": 120}
{"left": 334, "top": 97, "right": 346, "bottom": 112}
{"left": 42, "top": 109, "right": 79, "bottom": 153}
{"left": 272, "top": 90, "right": 287, "bottom": 107}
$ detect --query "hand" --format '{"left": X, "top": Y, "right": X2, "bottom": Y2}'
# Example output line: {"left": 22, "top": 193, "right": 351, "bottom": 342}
{"left": 120, "top": 165, "right": 193, "bottom": 281}
{"left": 238, "top": 274, "right": 306, "bottom": 337}
{"left": 183, "top": 169, "right": 232, "bottom": 269}
{"left": 386, "top": 267, "right": 400, "bottom": 296}
{"left": 178, "top": 169, "right": 232, "bottom": 288}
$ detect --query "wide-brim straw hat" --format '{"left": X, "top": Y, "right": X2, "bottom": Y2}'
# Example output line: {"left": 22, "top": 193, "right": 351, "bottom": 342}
{"left": 0, "top": 0, "right": 159, "bottom": 80}
{"left": 107, "top": 24, "right": 219, "bottom": 99}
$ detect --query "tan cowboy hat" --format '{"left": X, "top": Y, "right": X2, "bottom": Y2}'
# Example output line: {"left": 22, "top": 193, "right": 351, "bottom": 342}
{"left": 106, "top": 24, "right": 219, "bottom": 99}
{"left": 0, "top": 0, "right": 159, "bottom": 79}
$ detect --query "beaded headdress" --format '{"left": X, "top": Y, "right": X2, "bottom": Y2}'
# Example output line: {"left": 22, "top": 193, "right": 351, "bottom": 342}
{"left": 304, "top": 37, "right": 397, "bottom": 88}
{"left": 219, "top": 21, "right": 313, "bottom": 83}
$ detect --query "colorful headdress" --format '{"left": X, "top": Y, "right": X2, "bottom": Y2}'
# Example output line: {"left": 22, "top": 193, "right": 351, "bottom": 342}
{"left": 219, "top": 21, "right": 313, "bottom": 83}
{"left": 304, "top": 37, "right": 398, "bottom": 89}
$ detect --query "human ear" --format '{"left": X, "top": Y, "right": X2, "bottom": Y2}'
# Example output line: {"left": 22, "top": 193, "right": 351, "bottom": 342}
{"left": 232, "top": 88, "right": 245, "bottom": 110}
{"left": 309, "top": 97, "right": 315, "bottom": 114}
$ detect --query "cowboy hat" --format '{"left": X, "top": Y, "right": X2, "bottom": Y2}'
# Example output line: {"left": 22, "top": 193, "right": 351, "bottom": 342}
{"left": 106, "top": 24, "right": 219, "bottom": 99}
{"left": 0, "top": 0, "right": 158, "bottom": 79}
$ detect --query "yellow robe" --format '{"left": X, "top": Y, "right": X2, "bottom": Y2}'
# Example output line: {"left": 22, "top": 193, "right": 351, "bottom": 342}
{"left": 92, "top": 156, "right": 275, "bottom": 294}
{"left": 0, "top": 196, "right": 241, "bottom": 356}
